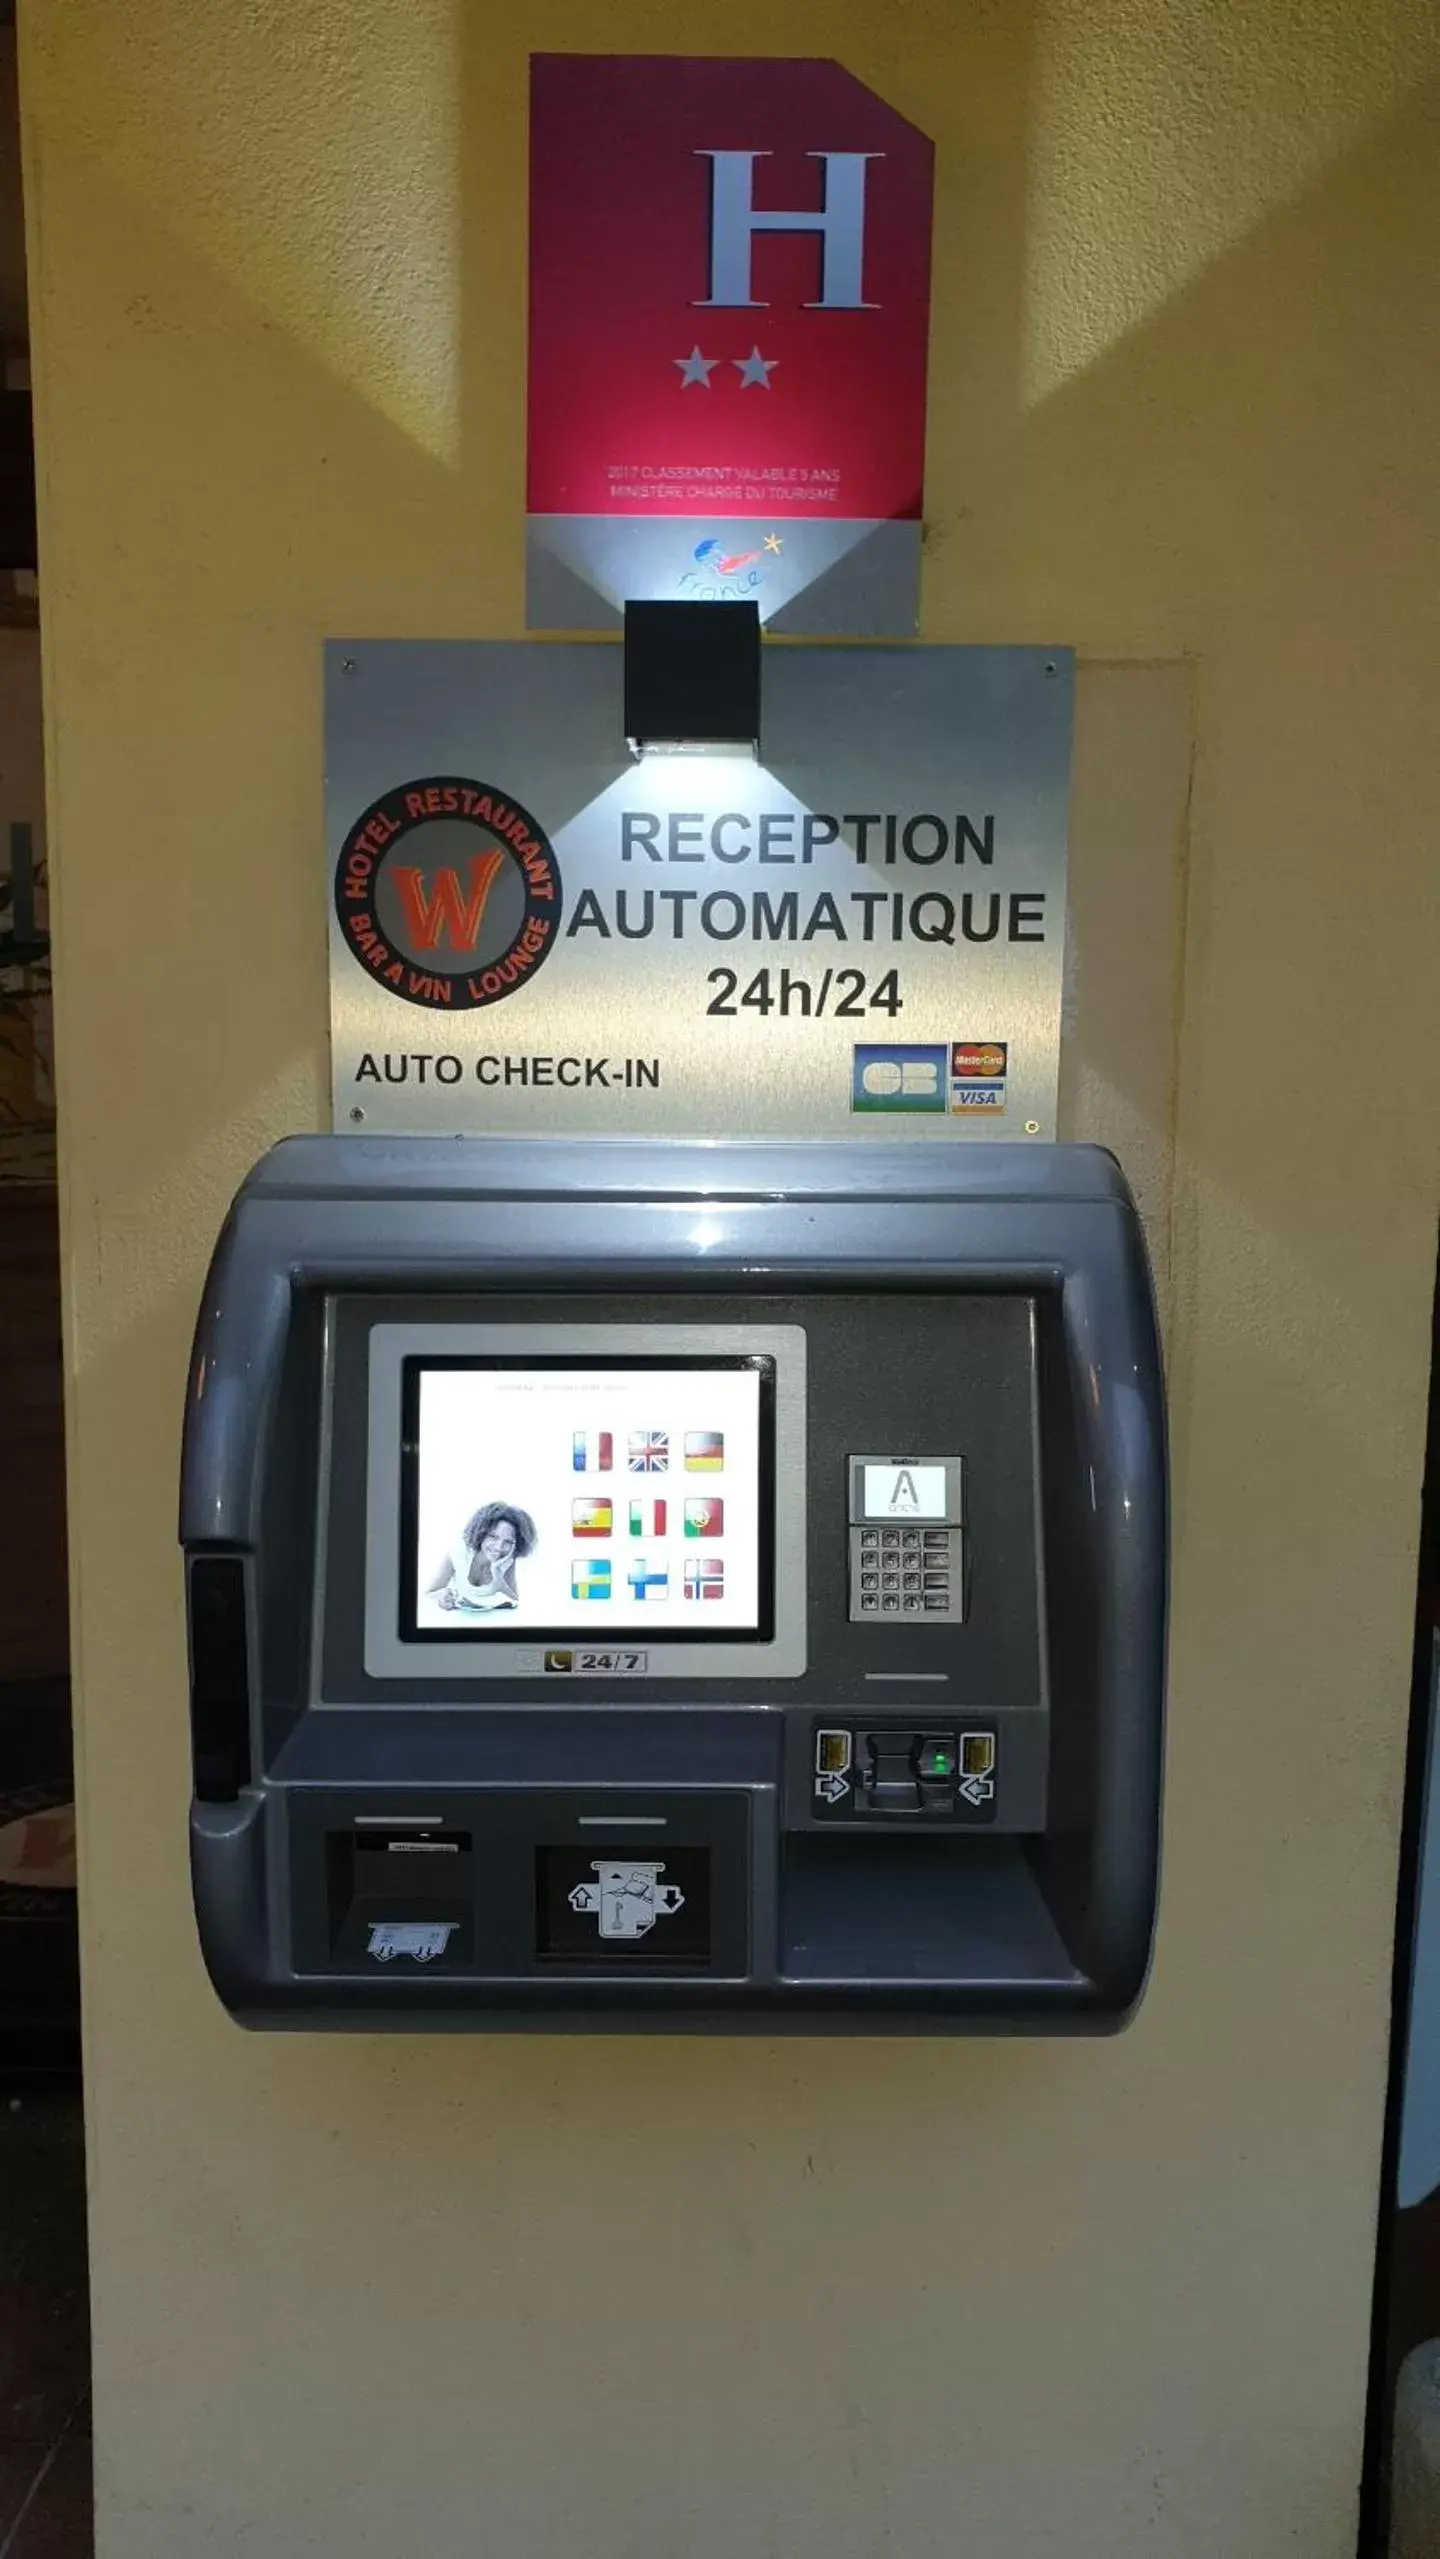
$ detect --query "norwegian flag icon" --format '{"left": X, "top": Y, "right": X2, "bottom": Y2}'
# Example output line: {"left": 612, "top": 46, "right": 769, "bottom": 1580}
{"left": 629, "top": 1431, "right": 669, "bottom": 1473}
{"left": 684, "top": 1557, "right": 725, "bottom": 1601}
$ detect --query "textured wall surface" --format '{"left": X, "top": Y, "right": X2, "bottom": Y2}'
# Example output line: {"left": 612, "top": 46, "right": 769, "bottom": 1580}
{"left": 18, "top": 2, "right": 1440, "bottom": 2552}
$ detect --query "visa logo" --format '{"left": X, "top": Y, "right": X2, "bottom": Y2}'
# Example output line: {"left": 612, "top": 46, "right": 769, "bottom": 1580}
{"left": 952, "top": 1081, "right": 1006, "bottom": 1111}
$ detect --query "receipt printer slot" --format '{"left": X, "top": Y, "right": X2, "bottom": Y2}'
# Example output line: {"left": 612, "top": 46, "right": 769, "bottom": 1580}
{"left": 327, "top": 1826, "right": 474, "bottom": 1968}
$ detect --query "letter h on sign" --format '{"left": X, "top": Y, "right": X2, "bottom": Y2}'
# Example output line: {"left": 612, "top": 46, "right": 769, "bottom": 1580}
{"left": 695, "top": 152, "right": 880, "bottom": 309}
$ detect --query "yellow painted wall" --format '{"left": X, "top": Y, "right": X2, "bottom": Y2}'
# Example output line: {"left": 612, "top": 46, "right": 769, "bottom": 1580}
{"left": 18, "top": 2, "right": 1440, "bottom": 2551}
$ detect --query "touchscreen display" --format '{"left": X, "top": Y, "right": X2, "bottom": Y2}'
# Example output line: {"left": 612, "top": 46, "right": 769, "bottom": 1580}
{"left": 404, "top": 1358, "right": 772, "bottom": 1639}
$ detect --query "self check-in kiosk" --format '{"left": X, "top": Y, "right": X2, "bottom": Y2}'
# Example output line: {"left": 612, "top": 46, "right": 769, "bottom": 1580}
{"left": 182, "top": 1136, "right": 1165, "bottom": 2031}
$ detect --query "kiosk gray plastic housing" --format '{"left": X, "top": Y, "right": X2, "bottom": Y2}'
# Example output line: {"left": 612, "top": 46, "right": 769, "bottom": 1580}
{"left": 181, "top": 1136, "right": 1166, "bottom": 2032}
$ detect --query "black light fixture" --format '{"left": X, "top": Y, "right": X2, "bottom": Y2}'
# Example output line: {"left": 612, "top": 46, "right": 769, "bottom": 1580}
{"left": 623, "top": 599, "right": 761, "bottom": 760}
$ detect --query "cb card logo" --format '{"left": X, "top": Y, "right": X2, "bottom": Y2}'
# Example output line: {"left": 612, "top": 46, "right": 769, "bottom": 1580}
{"left": 851, "top": 1044, "right": 948, "bottom": 1113}
{"left": 335, "top": 776, "right": 563, "bottom": 1013}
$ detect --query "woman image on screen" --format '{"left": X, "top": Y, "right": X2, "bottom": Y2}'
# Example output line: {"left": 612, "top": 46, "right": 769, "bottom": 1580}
{"left": 428, "top": 1501, "right": 538, "bottom": 1614}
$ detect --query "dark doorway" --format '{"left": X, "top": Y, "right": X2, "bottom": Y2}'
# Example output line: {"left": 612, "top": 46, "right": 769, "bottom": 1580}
{"left": 0, "top": 8, "right": 91, "bottom": 2552}
{"left": 1361, "top": 1232, "right": 1440, "bottom": 2552}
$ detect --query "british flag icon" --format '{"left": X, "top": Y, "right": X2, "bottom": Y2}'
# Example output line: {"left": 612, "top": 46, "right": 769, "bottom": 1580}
{"left": 629, "top": 1430, "right": 669, "bottom": 1473}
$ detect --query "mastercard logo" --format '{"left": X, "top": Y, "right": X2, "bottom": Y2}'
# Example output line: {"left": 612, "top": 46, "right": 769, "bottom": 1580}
{"left": 953, "top": 1043, "right": 1007, "bottom": 1079}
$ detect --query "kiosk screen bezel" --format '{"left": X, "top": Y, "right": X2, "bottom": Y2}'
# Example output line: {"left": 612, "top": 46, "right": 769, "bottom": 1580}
{"left": 354, "top": 1319, "right": 809, "bottom": 1685}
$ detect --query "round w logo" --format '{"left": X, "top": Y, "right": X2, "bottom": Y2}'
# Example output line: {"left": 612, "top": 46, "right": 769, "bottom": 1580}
{"left": 336, "top": 773, "right": 562, "bottom": 1013}
{"left": 388, "top": 849, "right": 506, "bottom": 953}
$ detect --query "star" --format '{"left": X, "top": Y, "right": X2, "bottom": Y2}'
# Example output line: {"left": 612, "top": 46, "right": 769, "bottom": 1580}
{"left": 763, "top": 532, "right": 784, "bottom": 555}
{"left": 734, "top": 346, "right": 778, "bottom": 389}
{"left": 674, "top": 345, "right": 718, "bottom": 388}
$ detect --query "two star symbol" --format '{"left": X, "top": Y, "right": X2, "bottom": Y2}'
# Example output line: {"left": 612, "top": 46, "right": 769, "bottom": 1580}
{"left": 675, "top": 345, "right": 778, "bottom": 389}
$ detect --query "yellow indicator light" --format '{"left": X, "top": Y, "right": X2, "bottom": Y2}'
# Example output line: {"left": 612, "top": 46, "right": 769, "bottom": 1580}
{"left": 961, "top": 1733, "right": 995, "bottom": 1777}
{"left": 816, "top": 1729, "right": 852, "bottom": 1775}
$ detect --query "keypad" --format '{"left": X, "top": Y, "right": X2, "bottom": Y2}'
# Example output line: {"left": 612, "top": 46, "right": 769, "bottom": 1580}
{"left": 847, "top": 1461, "right": 965, "bottom": 1624}
{"left": 850, "top": 1526, "right": 960, "bottom": 1616}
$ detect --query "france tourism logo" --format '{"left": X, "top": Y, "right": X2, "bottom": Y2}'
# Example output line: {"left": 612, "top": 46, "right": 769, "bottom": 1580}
{"left": 334, "top": 775, "right": 563, "bottom": 1014}
{"left": 680, "top": 536, "right": 767, "bottom": 599}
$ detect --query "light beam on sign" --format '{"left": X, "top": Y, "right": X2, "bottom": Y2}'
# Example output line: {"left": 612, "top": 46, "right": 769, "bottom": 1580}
{"left": 528, "top": 516, "right": 905, "bottom": 630}
{"left": 1020, "top": 0, "right": 1436, "bottom": 403}
{"left": 44, "top": 2, "right": 464, "bottom": 464}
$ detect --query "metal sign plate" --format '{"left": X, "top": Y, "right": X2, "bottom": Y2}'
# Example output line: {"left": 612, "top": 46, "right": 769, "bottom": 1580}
{"left": 325, "top": 641, "right": 1072, "bottom": 1141}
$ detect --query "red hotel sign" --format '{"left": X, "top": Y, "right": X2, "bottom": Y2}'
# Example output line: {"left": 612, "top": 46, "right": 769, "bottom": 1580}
{"left": 527, "top": 56, "right": 934, "bottom": 636}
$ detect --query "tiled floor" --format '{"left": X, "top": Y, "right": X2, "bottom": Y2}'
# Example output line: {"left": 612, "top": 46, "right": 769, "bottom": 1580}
{"left": 0, "top": 2096, "right": 91, "bottom": 2558}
